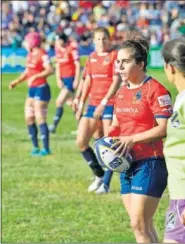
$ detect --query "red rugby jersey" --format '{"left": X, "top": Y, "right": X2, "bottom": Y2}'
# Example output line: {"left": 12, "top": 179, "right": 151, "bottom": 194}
{"left": 86, "top": 49, "right": 118, "bottom": 106}
{"left": 114, "top": 77, "right": 172, "bottom": 161}
{"left": 26, "top": 48, "right": 50, "bottom": 87}
{"left": 55, "top": 45, "right": 79, "bottom": 78}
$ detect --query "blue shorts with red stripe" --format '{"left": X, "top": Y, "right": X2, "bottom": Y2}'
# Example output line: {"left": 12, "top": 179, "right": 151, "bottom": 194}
{"left": 83, "top": 105, "right": 114, "bottom": 120}
{"left": 120, "top": 157, "right": 168, "bottom": 198}
{"left": 28, "top": 83, "right": 51, "bottom": 102}
{"left": 62, "top": 77, "right": 75, "bottom": 92}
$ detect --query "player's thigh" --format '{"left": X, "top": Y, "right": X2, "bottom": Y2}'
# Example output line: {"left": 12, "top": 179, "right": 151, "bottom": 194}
{"left": 56, "top": 88, "right": 71, "bottom": 106}
{"left": 129, "top": 193, "right": 160, "bottom": 226}
{"left": 93, "top": 121, "right": 103, "bottom": 140}
{"left": 34, "top": 100, "right": 48, "bottom": 123}
{"left": 77, "top": 117, "right": 98, "bottom": 149}
{"left": 121, "top": 194, "right": 132, "bottom": 217}
{"left": 102, "top": 119, "right": 112, "bottom": 136}
{"left": 24, "top": 98, "right": 35, "bottom": 124}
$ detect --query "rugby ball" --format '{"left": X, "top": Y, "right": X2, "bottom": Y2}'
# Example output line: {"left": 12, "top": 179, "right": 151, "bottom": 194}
{"left": 94, "top": 137, "right": 133, "bottom": 173}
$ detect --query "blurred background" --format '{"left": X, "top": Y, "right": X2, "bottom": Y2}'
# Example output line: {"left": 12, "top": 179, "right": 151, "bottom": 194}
{"left": 1, "top": 0, "right": 185, "bottom": 71}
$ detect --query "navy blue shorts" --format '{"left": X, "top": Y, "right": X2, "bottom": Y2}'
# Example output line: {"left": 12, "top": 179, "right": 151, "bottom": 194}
{"left": 28, "top": 83, "right": 51, "bottom": 102}
{"left": 62, "top": 77, "right": 74, "bottom": 92}
{"left": 120, "top": 157, "right": 168, "bottom": 198}
{"left": 83, "top": 105, "right": 114, "bottom": 120}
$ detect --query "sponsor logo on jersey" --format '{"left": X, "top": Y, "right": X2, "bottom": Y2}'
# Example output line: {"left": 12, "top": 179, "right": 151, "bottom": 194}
{"left": 27, "top": 63, "right": 36, "bottom": 68}
{"left": 92, "top": 74, "right": 108, "bottom": 78}
{"left": 90, "top": 58, "right": 97, "bottom": 62}
{"left": 118, "top": 94, "right": 124, "bottom": 99}
{"left": 116, "top": 107, "right": 139, "bottom": 113}
{"left": 103, "top": 57, "right": 110, "bottom": 65}
{"left": 157, "top": 94, "right": 171, "bottom": 107}
{"left": 132, "top": 90, "right": 142, "bottom": 104}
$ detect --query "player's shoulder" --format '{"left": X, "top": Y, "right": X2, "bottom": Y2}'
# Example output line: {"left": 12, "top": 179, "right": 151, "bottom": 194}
{"left": 38, "top": 48, "right": 47, "bottom": 56}
{"left": 89, "top": 51, "right": 97, "bottom": 58}
{"left": 145, "top": 77, "right": 168, "bottom": 93}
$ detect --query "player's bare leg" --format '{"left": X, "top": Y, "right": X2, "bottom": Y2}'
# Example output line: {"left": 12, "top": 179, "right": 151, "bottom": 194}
{"left": 129, "top": 194, "right": 160, "bottom": 243}
{"left": 24, "top": 98, "right": 39, "bottom": 155}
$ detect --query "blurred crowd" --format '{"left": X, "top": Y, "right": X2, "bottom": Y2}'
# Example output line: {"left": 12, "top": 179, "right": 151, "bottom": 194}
{"left": 2, "top": 0, "right": 185, "bottom": 50}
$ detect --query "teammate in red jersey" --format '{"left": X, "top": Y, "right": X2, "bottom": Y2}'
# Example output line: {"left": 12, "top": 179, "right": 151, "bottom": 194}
{"left": 75, "top": 27, "right": 121, "bottom": 193}
{"left": 109, "top": 39, "right": 172, "bottom": 243}
{"left": 49, "top": 33, "right": 80, "bottom": 133}
{"left": 9, "top": 32, "right": 53, "bottom": 156}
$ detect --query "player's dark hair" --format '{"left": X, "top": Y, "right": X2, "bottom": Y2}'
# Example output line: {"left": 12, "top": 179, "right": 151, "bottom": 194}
{"left": 93, "top": 27, "right": 110, "bottom": 39}
{"left": 162, "top": 37, "right": 185, "bottom": 75}
{"left": 55, "top": 33, "right": 68, "bottom": 43}
{"left": 120, "top": 39, "right": 149, "bottom": 71}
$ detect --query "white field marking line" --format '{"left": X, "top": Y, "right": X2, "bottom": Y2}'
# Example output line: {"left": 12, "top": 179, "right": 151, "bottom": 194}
{"left": 2, "top": 124, "right": 26, "bottom": 135}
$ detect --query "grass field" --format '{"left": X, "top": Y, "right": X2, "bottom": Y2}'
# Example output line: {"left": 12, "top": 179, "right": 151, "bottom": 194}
{"left": 2, "top": 70, "right": 178, "bottom": 243}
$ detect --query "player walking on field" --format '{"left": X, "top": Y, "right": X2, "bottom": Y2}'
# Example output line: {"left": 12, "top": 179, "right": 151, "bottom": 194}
{"left": 109, "top": 39, "right": 172, "bottom": 243}
{"left": 9, "top": 32, "right": 53, "bottom": 156}
{"left": 162, "top": 38, "right": 185, "bottom": 243}
{"left": 49, "top": 33, "right": 80, "bottom": 133}
{"left": 75, "top": 27, "right": 121, "bottom": 194}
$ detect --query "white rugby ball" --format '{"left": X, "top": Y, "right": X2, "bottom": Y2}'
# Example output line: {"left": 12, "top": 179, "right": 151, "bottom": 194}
{"left": 94, "top": 137, "right": 132, "bottom": 173}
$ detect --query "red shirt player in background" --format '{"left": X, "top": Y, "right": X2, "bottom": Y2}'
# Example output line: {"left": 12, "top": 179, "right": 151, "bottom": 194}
{"left": 49, "top": 33, "right": 80, "bottom": 133}
{"left": 9, "top": 32, "right": 53, "bottom": 156}
{"left": 109, "top": 39, "right": 172, "bottom": 243}
{"left": 75, "top": 27, "right": 121, "bottom": 194}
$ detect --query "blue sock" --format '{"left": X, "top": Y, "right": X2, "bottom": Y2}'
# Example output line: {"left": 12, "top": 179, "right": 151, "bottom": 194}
{"left": 28, "top": 124, "right": 38, "bottom": 148}
{"left": 82, "top": 147, "right": 104, "bottom": 177}
{"left": 39, "top": 123, "right": 49, "bottom": 151}
{"left": 53, "top": 107, "right": 63, "bottom": 127}
{"left": 103, "top": 169, "right": 113, "bottom": 188}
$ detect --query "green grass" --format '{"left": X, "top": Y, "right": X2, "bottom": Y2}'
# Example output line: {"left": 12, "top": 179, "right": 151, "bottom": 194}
{"left": 2, "top": 71, "right": 178, "bottom": 243}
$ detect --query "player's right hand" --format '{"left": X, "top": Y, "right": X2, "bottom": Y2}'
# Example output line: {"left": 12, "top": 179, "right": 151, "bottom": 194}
{"left": 75, "top": 108, "right": 82, "bottom": 121}
{"left": 57, "top": 79, "right": 63, "bottom": 89}
{"left": 72, "top": 97, "right": 79, "bottom": 112}
{"left": 9, "top": 81, "right": 17, "bottom": 89}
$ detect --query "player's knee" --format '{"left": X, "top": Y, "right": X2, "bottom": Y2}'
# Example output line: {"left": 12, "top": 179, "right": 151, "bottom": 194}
{"left": 76, "top": 137, "right": 87, "bottom": 151}
{"left": 25, "top": 106, "right": 34, "bottom": 117}
{"left": 56, "top": 99, "right": 63, "bottom": 107}
{"left": 130, "top": 218, "right": 147, "bottom": 235}
{"left": 35, "top": 111, "right": 47, "bottom": 125}
{"left": 25, "top": 106, "right": 35, "bottom": 124}
{"left": 25, "top": 116, "right": 35, "bottom": 125}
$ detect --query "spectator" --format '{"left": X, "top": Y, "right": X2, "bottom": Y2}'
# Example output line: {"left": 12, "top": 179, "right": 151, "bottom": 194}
{"left": 1, "top": 0, "right": 185, "bottom": 49}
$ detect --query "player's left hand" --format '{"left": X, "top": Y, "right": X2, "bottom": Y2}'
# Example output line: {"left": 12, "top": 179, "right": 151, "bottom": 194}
{"left": 93, "top": 104, "right": 104, "bottom": 120}
{"left": 73, "top": 79, "right": 78, "bottom": 90}
{"left": 181, "top": 208, "right": 185, "bottom": 225}
{"left": 111, "top": 136, "right": 135, "bottom": 157}
{"left": 27, "top": 76, "right": 36, "bottom": 86}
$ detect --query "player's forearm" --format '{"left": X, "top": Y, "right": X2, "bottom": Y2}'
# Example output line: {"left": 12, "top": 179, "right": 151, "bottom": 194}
{"left": 132, "top": 125, "right": 167, "bottom": 144}
{"left": 80, "top": 77, "right": 90, "bottom": 103}
{"left": 56, "top": 64, "right": 61, "bottom": 80}
{"left": 14, "top": 71, "right": 27, "bottom": 84}
{"left": 75, "top": 78, "right": 84, "bottom": 99}
{"left": 33, "top": 67, "right": 53, "bottom": 79}
{"left": 102, "top": 75, "right": 120, "bottom": 102}
{"left": 74, "top": 62, "right": 80, "bottom": 81}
